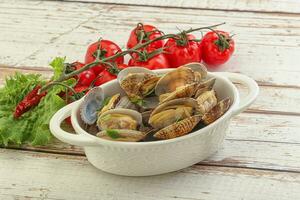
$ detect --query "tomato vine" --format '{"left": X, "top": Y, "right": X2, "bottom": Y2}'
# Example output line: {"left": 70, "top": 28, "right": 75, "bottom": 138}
{"left": 39, "top": 22, "right": 226, "bottom": 94}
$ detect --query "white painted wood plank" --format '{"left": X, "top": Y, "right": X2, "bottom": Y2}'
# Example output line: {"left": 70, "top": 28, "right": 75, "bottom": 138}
{"left": 1, "top": 149, "right": 299, "bottom": 200}
{"left": 230, "top": 113, "right": 300, "bottom": 143}
{"left": 237, "top": 85, "right": 300, "bottom": 114}
{"left": 0, "top": 0, "right": 300, "bottom": 85}
{"left": 16, "top": 138, "right": 300, "bottom": 172}
{"left": 206, "top": 140, "right": 300, "bottom": 171}
{"left": 0, "top": 0, "right": 299, "bottom": 179}
{"left": 66, "top": 0, "right": 300, "bottom": 14}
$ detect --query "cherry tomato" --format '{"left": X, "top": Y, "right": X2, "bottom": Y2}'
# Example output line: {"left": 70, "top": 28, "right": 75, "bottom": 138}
{"left": 78, "top": 70, "right": 96, "bottom": 86}
{"left": 85, "top": 40, "right": 124, "bottom": 75}
{"left": 201, "top": 30, "right": 234, "bottom": 66}
{"left": 72, "top": 61, "right": 85, "bottom": 70}
{"left": 94, "top": 70, "right": 117, "bottom": 86}
{"left": 164, "top": 34, "right": 201, "bottom": 68}
{"left": 128, "top": 53, "right": 170, "bottom": 70}
{"left": 127, "top": 24, "right": 164, "bottom": 52}
{"left": 117, "top": 63, "right": 129, "bottom": 70}
{"left": 68, "top": 62, "right": 85, "bottom": 79}
{"left": 74, "top": 85, "right": 89, "bottom": 93}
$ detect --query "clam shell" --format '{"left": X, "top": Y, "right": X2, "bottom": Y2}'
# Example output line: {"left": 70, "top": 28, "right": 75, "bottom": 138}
{"left": 98, "top": 93, "right": 120, "bottom": 116}
{"left": 80, "top": 87, "right": 104, "bottom": 125}
{"left": 141, "top": 110, "right": 153, "bottom": 126}
{"left": 97, "top": 108, "right": 142, "bottom": 130}
{"left": 119, "top": 71, "right": 158, "bottom": 99}
{"left": 139, "top": 76, "right": 160, "bottom": 97}
{"left": 97, "top": 129, "right": 146, "bottom": 142}
{"left": 155, "top": 67, "right": 195, "bottom": 96}
{"left": 182, "top": 62, "right": 207, "bottom": 81}
{"left": 140, "top": 96, "right": 159, "bottom": 111}
{"left": 159, "top": 82, "right": 198, "bottom": 103}
{"left": 196, "top": 90, "right": 218, "bottom": 115}
{"left": 153, "top": 115, "right": 201, "bottom": 140}
{"left": 115, "top": 96, "right": 139, "bottom": 110}
{"left": 119, "top": 73, "right": 146, "bottom": 98}
{"left": 194, "top": 78, "right": 216, "bottom": 98}
{"left": 117, "top": 66, "right": 155, "bottom": 83}
{"left": 151, "top": 97, "right": 199, "bottom": 117}
{"left": 202, "top": 98, "right": 231, "bottom": 125}
{"left": 149, "top": 98, "right": 199, "bottom": 129}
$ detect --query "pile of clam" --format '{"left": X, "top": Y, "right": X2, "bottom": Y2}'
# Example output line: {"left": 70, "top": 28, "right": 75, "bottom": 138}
{"left": 79, "top": 63, "right": 231, "bottom": 142}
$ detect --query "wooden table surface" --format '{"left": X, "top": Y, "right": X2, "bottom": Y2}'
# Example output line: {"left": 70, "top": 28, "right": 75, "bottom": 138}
{"left": 1, "top": 0, "right": 300, "bottom": 199}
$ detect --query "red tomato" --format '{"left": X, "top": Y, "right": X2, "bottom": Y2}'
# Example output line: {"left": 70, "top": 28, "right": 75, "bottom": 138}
{"left": 127, "top": 24, "right": 164, "bottom": 52}
{"left": 68, "top": 62, "right": 85, "bottom": 79}
{"left": 117, "top": 63, "right": 129, "bottom": 70}
{"left": 85, "top": 40, "right": 124, "bottom": 75}
{"left": 78, "top": 70, "right": 96, "bottom": 86}
{"left": 72, "top": 61, "right": 85, "bottom": 70}
{"left": 74, "top": 85, "right": 89, "bottom": 93}
{"left": 128, "top": 53, "right": 170, "bottom": 70}
{"left": 94, "top": 70, "right": 117, "bottom": 86}
{"left": 201, "top": 30, "right": 234, "bottom": 66}
{"left": 164, "top": 34, "right": 202, "bottom": 68}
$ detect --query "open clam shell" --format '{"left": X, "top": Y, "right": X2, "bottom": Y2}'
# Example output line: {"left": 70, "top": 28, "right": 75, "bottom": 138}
{"left": 141, "top": 110, "right": 153, "bottom": 126}
{"left": 153, "top": 115, "right": 202, "bottom": 140}
{"left": 196, "top": 90, "right": 218, "bottom": 115}
{"left": 98, "top": 93, "right": 120, "bottom": 116}
{"left": 155, "top": 67, "right": 196, "bottom": 96}
{"left": 194, "top": 78, "right": 216, "bottom": 98}
{"left": 202, "top": 98, "right": 231, "bottom": 125}
{"left": 182, "top": 62, "right": 207, "bottom": 82}
{"left": 139, "top": 76, "right": 160, "bottom": 97}
{"left": 117, "top": 66, "right": 156, "bottom": 83}
{"left": 139, "top": 96, "right": 160, "bottom": 111}
{"left": 97, "top": 108, "right": 143, "bottom": 130}
{"left": 149, "top": 98, "right": 199, "bottom": 129}
{"left": 118, "top": 67, "right": 159, "bottom": 99}
{"left": 159, "top": 82, "right": 198, "bottom": 103}
{"left": 96, "top": 129, "right": 146, "bottom": 142}
{"left": 80, "top": 87, "right": 104, "bottom": 125}
{"left": 115, "top": 96, "right": 139, "bottom": 110}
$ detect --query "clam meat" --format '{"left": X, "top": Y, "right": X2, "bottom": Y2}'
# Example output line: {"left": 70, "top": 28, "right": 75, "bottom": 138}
{"left": 96, "top": 108, "right": 146, "bottom": 142}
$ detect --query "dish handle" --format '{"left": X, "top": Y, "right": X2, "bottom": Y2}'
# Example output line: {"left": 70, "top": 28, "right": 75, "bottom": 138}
{"left": 50, "top": 102, "right": 96, "bottom": 146}
{"left": 214, "top": 72, "right": 259, "bottom": 116}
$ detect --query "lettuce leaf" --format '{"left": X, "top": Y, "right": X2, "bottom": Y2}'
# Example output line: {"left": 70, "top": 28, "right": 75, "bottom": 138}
{"left": 50, "top": 57, "right": 66, "bottom": 79}
{"left": 0, "top": 72, "right": 69, "bottom": 146}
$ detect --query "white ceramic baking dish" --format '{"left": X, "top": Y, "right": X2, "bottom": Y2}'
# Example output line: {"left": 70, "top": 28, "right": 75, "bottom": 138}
{"left": 50, "top": 69, "right": 259, "bottom": 176}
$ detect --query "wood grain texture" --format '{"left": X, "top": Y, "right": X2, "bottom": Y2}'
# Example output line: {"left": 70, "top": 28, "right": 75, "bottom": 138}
{"left": 1, "top": 149, "right": 300, "bottom": 200}
{"left": 63, "top": 0, "right": 300, "bottom": 14}
{"left": 1, "top": 0, "right": 300, "bottom": 86}
{"left": 1, "top": 1, "right": 299, "bottom": 198}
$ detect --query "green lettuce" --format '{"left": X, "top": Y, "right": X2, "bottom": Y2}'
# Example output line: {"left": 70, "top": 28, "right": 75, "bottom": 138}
{"left": 0, "top": 72, "right": 69, "bottom": 146}
{"left": 0, "top": 56, "right": 77, "bottom": 146}
{"left": 50, "top": 56, "right": 66, "bottom": 79}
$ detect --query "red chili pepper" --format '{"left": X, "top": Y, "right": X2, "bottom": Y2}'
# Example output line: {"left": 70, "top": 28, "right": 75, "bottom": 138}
{"left": 14, "top": 85, "right": 47, "bottom": 118}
